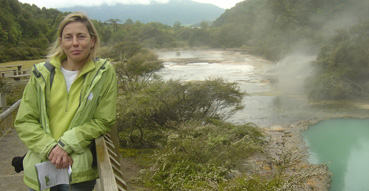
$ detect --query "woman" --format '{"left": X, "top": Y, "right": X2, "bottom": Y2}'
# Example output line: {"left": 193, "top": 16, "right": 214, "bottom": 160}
{"left": 15, "top": 12, "right": 117, "bottom": 191}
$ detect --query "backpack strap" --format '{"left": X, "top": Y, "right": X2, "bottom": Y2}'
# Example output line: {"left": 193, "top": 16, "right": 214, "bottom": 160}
{"left": 44, "top": 61, "right": 55, "bottom": 89}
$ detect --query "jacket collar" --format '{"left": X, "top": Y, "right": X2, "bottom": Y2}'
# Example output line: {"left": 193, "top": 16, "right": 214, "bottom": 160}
{"left": 49, "top": 56, "right": 96, "bottom": 78}
{"left": 33, "top": 57, "right": 108, "bottom": 89}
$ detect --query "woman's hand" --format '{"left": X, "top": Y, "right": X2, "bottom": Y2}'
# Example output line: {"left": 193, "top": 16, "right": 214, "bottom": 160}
{"left": 48, "top": 145, "right": 73, "bottom": 169}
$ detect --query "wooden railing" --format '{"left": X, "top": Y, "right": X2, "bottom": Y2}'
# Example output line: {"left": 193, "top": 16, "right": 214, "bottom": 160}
{"left": 95, "top": 125, "right": 127, "bottom": 191}
{"left": 0, "top": 96, "right": 127, "bottom": 190}
{"left": 0, "top": 94, "right": 20, "bottom": 136}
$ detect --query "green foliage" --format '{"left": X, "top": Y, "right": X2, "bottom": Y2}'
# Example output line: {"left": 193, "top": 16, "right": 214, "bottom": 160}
{"left": 117, "top": 79, "right": 244, "bottom": 146}
{"left": 121, "top": 50, "right": 163, "bottom": 80}
{"left": 140, "top": 120, "right": 265, "bottom": 190}
{"left": 0, "top": 80, "right": 27, "bottom": 105}
{"left": 97, "top": 20, "right": 178, "bottom": 48}
{"left": 0, "top": 0, "right": 66, "bottom": 62}
{"left": 106, "top": 42, "right": 143, "bottom": 62}
{"left": 109, "top": 42, "right": 164, "bottom": 93}
{"left": 139, "top": 23, "right": 177, "bottom": 48}
{"left": 307, "top": 20, "right": 369, "bottom": 100}
{"left": 211, "top": 23, "right": 247, "bottom": 48}
{"left": 223, "top": 149, "right": 330, "bottom": 191}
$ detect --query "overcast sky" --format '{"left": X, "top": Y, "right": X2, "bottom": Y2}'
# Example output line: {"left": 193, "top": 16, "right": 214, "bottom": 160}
{"left": 18, "top": 0, "right": 244, "bottom": 9}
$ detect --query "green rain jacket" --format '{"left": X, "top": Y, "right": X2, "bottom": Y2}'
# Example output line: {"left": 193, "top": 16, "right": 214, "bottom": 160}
{"left": 14, "top": 57, "right": 117, "bottom": 190}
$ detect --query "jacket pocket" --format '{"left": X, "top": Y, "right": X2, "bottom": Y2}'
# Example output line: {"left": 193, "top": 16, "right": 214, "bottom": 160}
{"left": 70, "top": 148, "right": 93, "bottom": 173}
{"left": 23, "top": 151, "right": 43, "bottom": 185}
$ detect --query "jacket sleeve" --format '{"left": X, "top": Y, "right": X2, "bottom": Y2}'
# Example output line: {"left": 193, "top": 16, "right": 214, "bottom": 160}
{"left": 14, "top": 74, "right": 57, "bottom": 160}
{"left": 58, "top": 63, "right": 117, "bottom": 154}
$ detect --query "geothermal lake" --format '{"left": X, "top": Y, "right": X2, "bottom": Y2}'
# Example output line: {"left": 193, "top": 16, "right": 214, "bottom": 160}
{"left": 303, "top": 118, "right": 369, "bottom": 191}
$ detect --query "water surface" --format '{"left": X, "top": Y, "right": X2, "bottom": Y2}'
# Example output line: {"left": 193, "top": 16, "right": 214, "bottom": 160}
{"left": 303, "top": 118, "right": 369, "bottom": 191}
{"left": 156, "top": 50, "right": 335, "bottom": 126}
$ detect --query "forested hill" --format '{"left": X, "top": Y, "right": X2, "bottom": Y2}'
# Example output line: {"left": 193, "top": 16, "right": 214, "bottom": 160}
{"left": 0, "top": 0, "right": 67, "bottom": 62}
{"left": 212, "top": 0, "right": 369, "bottom": 100}
{"left": 58, "top": 0, "right": 224, "bottom": 26}
{"left": 212, "top": 0, "right": 369, "bottom": 60}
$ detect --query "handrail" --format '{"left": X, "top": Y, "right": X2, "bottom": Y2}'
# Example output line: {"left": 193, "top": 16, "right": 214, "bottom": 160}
{"left": 0, "top": 98, "right": 127, "bottom": 190}
{"left": 0, "top": 99, "right": 21, "bottom": 136}
{"left": 96, "top": 125, "right": 127, "bottom": 191}
{"left": 0, "top": 100, "right": 21, "bottom": 121}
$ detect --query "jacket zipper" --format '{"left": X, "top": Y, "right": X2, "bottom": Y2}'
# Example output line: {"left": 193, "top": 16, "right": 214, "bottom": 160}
{"left": 69, "top": 60, "right": 108, "bottom": 128}
{"left": 65, "top": 93, "right": 69, "bottom": 112}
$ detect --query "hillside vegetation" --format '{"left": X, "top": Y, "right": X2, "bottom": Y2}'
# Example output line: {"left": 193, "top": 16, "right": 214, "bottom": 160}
{"left": 0, "top": 0, "right": 67, "bottom": 62}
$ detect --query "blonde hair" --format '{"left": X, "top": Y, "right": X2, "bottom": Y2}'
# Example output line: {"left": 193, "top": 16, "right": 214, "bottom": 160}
{"left": 47, "top": 12, "right": 100, "bottom": 61}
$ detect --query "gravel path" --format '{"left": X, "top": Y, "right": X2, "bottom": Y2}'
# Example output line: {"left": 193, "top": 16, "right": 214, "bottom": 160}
{"left": 0, "top": 128, "right": 28, "bottom": 191}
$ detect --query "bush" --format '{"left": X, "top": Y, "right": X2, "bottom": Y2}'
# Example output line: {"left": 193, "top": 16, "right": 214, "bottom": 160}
{"left": 222, "top": 148, "right": 330, "bottom": 191}
{"left": 140, "top": 120, "right": 265, "bottom": 190}
{"left": 117, "top": 78, "right": 245, "bottom": 146}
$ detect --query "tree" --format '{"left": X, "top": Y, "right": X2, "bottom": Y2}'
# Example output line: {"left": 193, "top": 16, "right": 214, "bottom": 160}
{"left": 109, "top": 42, "right": 163, "bottom": 92}
{"left": 307, "top": 20, "right": 369, "bottom": 100}
{"left": 124, "top": 18, "right": 134, "bottom": 25}
{"left": 106, "top": 18, "right": 121, "bottom": 32}
{"left": 173, "top": 21, "right": 181, "bottom": 31}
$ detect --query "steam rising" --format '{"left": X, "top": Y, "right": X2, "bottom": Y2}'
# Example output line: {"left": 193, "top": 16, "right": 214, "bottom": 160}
{"left": 272, "top": 0, "right": 369, "bottom": 100}
{"left": 275, "top": 53, "right": 316, "bottom": 96}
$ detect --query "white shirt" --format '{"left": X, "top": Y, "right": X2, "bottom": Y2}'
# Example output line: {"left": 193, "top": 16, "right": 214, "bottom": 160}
{"left": 60, "top": 66, "right": 79, "bottom": 92}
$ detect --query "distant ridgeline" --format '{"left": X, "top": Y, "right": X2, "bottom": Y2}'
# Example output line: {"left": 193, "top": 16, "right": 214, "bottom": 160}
{"left": 58, "top": 0, "right": 225, "bottom": 26}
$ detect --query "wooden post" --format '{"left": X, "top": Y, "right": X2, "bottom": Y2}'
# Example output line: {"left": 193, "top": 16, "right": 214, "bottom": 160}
{"left": 17, "top": 66, "right": 22, "bottom": 75}
{"left": 96, "top": 136, "right": 120, "bottom": 191}
{"left": 95, "top": 124, "right": 127, "bottom": 191}
{"left": 1, "top": 93, "right": 7, "bottom": 134}
{"left": 109, "top": 125, "right": 120, "bottom": 156}
{"left": 1, "top": 93, "right": 6, "bottom": 112}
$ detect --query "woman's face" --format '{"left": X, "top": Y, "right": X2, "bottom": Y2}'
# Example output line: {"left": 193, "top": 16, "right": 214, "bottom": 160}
{"left": 59, "top": 21, "right": 95, "bottom": 64}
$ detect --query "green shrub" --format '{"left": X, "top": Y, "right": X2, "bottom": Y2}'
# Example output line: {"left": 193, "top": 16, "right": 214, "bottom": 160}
{"left": 221, "top": 148, "right": 331, "bottom": 191}
{"left": 140, "top": 120, "right": 265, "bottom": 190}
{"left": 117, "top": 78, "right": 245, "bottom": 146}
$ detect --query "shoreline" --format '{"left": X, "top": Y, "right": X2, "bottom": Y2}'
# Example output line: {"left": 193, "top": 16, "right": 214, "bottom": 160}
{"left": 263, "top": 119, "right": 332, "bottom": 190}
{"left": 263, "top": 115, "right": 369, "bottom": 191}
